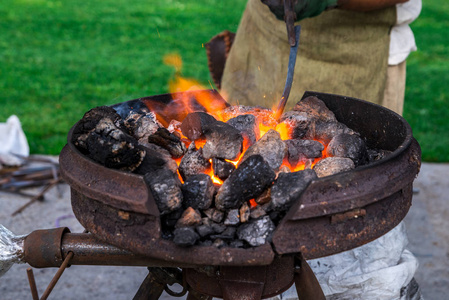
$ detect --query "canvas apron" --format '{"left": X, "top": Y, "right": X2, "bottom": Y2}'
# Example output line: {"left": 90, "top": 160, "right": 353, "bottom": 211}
{"left": 221, "top": 0, "right": 396, "bottom": 111}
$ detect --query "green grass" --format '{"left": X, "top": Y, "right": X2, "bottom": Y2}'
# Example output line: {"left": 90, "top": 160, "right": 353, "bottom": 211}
{"left": 0, "top": 0, "right": 245, "bottom": 154}
{"left": 0, "top": 0, "right": 448, "bottom": 161}
{"left": 403, "top": 0, "right": 449, "bottom": 162}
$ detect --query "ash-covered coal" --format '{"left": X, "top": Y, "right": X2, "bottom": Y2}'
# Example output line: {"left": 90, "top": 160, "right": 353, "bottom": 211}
{"left": 181, "top": 174, "right": 215, "bottom": 210}
{"left": 147, "top": 127, "right": 186, "bottom": 158}
{"left": 72, "top": 106, "right": 145, "bottom": 171}
{"left": 215, "top": 155, "right": 276, "bottom": 211}
{"left": 226, "top": 114, "right": 258, "bottom": 147}
{"left": 313, "top": 157, "right": 355, "bottom": 178}
{"left": 270, "top": 169, "right": 318, "bottom": 211}
{"left": 178, "top": 143, "right": 211, "bottom": 181}
{"left": 72, "top": 95, "right": 391, "bottom": 249}
{"left": 285, "top": 139, "right": 324, "bottom": 168}
{"left": 240, "top": 130, "right": 286, "bottom": 170}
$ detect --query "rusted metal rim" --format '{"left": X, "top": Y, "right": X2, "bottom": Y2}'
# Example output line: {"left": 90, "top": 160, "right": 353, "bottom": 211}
{"left": 60, "top": 91, "right": 421, "bottom": 264}
{"left": 69, "top": 188, "right": 275, "bottom": 266}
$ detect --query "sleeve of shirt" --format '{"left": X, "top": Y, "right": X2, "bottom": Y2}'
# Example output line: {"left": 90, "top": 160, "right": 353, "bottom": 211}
{"left": 389, "top": 0, "right": 422, "bottom": 65}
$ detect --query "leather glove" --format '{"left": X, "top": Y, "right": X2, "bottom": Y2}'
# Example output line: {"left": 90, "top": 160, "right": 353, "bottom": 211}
{"left": 261, "top": 0, "right": 338, "bottom": 21}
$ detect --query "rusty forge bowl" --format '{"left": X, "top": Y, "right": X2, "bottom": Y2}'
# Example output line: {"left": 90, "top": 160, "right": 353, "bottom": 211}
{"left": 59, "top": 91, "right": 421, "bottom": 267}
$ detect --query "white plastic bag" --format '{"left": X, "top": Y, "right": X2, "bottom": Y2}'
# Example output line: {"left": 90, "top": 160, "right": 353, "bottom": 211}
{"left": 271, "top": 222, "right": 420, "bottom": 300}
{"left": 0, "top": 115, "right": 29, "bottom": 166}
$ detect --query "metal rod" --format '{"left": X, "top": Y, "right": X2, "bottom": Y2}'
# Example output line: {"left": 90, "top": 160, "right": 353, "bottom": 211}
{"left": 274, "top": 25, "right": 301, "bottom": 121}
{"left": 40, "top": 251, "right": 74, "bottom": 300}
{"left": 60, "top": 233, "right": 197, "bottom": 268}
{"left": 11, "top": 178, "right": 61, "bottom": 216}
{"left": 26, "top": 268, "right": 40, "bottom": 300}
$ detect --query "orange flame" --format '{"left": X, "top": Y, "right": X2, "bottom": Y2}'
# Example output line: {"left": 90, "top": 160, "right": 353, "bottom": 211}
{"left": 161, "top": 54, "right": 327, "bottom": 186}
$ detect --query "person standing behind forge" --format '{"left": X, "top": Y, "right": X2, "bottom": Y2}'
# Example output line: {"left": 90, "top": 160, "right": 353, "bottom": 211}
{"left": 221, "top": 0, "right": 421, "bottom": 116}
{"left": 220, "top": 1, "right": 423, "bottom": 299}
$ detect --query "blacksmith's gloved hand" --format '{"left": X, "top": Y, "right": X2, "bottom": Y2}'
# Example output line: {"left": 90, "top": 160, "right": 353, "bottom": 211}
{"left": 261, "top": 0, "right": 338, "bottom": 21}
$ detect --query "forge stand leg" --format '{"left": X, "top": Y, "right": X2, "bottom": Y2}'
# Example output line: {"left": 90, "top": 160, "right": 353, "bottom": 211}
{"left": 133, "top": 267, "right": 184, "bottom": 300}
{"left": 294, "top": 254, "right": 326, "bottom": 300}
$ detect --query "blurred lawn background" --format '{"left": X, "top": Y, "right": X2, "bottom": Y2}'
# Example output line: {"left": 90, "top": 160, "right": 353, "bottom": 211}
{"left": 0, "top": 0, "right": 447, "bottom": 161}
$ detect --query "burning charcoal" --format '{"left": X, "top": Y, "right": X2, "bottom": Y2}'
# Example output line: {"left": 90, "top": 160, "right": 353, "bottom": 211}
{"left": 279, "top": 111, "right": 311, "bottom": 139}
{"left": 134, "top": 144, "right": 178, "bottom": 175}
{"left": 240, "top": 130, "right": 286, "bottom": 171}
{"left": 181, "top": 174, "right": 215, "bottom": 210}
{"left": 211, "top": 227, "right": 237, "bottom": 240}
{"left": 203, "top": 208, "right": 224, "bottom": 223}
{"left": 212, "top": 158, "right": 235, "bottom": 181}
{"left": 180, "top": 112, "right": 217, "bottom": 141}
{"left": 112, "top": 100, "right": 150, "bottom": 120}
{"left": 326, "top": 133, "right": 368, "bottom": 166}
{"left": 226, "top": 114, "right": 258, "bottom": 147}
{"left": 202, "top": 121, "right": 243, "bottom": 160}
{"left": 285, "top": 139, "right": 324, "bottom": 168}
{"left": 143, "top": 168, "right": 183, "bottom": 215}
{"left": 236, "top": 216, "right": 275, "bottom": 247}
{"left": 72, "top": 107, "right": 145, "bottom": 171}
{"left": 215, "top": 155, "right": 276, "bottom": 211}
{"left": 178, "top": 143, "right": 211, "bottom": 180}
{"left": 173, "top": 227, "right": 199, "bottom": 247}
{"left": 72, "top": 106, "right": 122, "bottom": 139}
{"left": 255, "top": 189, "right": 271, "bottom": 205}
{"left": 147, "top": 127, "right": 186, "bottom": 158}
{"left": 313, "top": 157, "right": 355, "bottom": 178}
{"left": 270, "top": 169, "right": 317, "bottom": 211}
{"left": 175, "top": 207, "right": 202, "bottom": 228}
{"left": 239, "top": 202, "right": 250, "bottom": 223}
{"left": 124, "top": 112, "right": 161, "bottom": 143}
{"left": 224, "top": 209, "right": 240, "bottom": 226}
{"left": 308, "top": 121, "right": 357, "bottom": 144}
{"left": 293, "top": 96, "right": 337, "bottom": 122}
{"left": 250, "top": 206, "right": 267, "bottom": 219}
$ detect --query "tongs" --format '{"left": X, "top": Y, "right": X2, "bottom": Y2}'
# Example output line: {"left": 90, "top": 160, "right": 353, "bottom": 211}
{"left": 274, "top": 0, "right": 301, "bottom": 120}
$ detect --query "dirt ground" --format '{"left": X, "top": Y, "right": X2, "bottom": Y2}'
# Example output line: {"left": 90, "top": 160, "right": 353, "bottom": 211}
{"left": 0, "top": 160, "right": 448, "bottom": 299}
